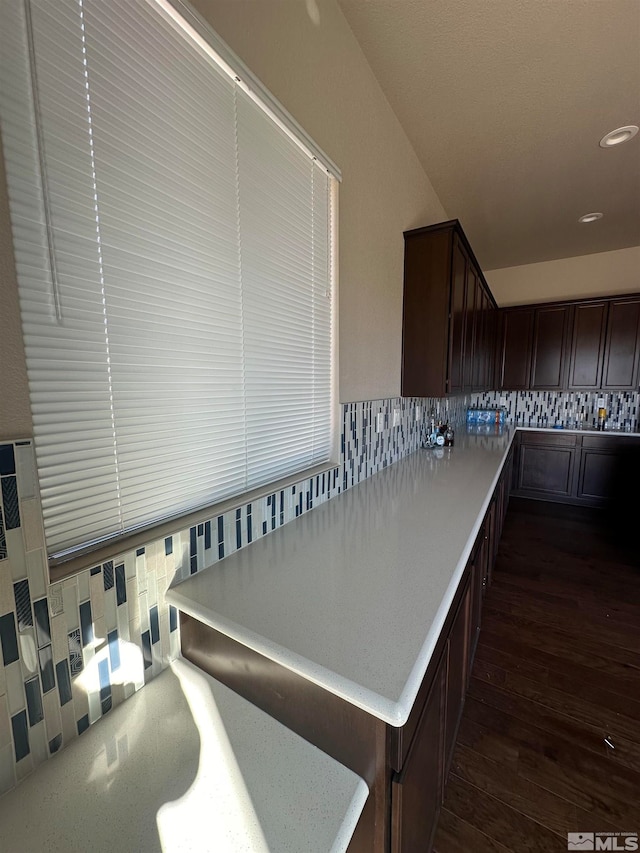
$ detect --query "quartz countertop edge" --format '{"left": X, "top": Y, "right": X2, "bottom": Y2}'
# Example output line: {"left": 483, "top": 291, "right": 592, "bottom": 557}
{"left": 332, "top": 779, "right": 370, "bottom": 853}
{"left": 165, "top": 589, "right": 404, "bottom": 723}
{"left": 394, "top": 432, "right": 514, "bottom": 723}
{"left": 517, "top": 425, "right": 640, "bottom": 436}
{"left": 167, "top": 429, "right": 518, "bottom": 729}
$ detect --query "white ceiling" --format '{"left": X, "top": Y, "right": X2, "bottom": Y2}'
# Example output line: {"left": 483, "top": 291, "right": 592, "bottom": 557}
{"left": 338, "top": 0, "right": 640, "bottom": 271}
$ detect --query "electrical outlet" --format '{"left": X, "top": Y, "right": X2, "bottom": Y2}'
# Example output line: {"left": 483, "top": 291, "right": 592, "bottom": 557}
{"left": 376, "top": 412, "right": 385, "bottom": 433}
{"left": 415, "top": 405, "right": 421, "bottom": 423}
{"left": 393, "top": 408, "right": 400, "bottom": 427}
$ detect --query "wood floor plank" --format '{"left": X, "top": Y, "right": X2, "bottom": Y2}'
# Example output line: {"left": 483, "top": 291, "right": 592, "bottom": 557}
{"left": 516, "top": 743, "right": 640, "bottom": 828}
{"left": 463, "top": 693, "right": 640, "bottom": 812}
{"left": 467, "top": 674, "right": 640, "bottom": 773}
{"left": 468, "top": 679, "right": 640, "bottom": 772}
{"left": 486, "top": 586, "right": 640, "bottom": 653}
{"left": 494, "top": 574, "right": 640, "bottom": 627}
{"left": 432, "top": 807, "right": 512, "bottom": 853}
{"left": 471, "top": 659, "right": 640, "bottom": 737}
{"left": 449, "top": 743, "right": 578, "bottom": 837}
{"left": 480, "top": 606, "right": 640, "bottom": 673}
{"left": 441, "top": 776, "right": 567, "bottom": 852}
{"left": 473, "top": 642, "right": 550, "bottom": 686}
{"left": 457, "top": 708, "right": 634, "bottom": 829}
{"left": 456, "top": 715, "right": 521, "bottom": 768}
{"left": 477, "top": 627, "right": 639, "bottom": 698}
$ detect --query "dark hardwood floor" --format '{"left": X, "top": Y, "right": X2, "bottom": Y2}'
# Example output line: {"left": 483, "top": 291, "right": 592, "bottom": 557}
{"left": 433, "top": 498, "right": 640, "bottom": 852}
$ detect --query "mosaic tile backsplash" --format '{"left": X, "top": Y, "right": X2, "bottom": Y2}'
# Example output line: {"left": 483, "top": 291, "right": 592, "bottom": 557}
{"left": 470, "top": 390, "right": 639, "bottom": 432}
{"left": 0, "top": 395, "right": 442, "bottom": 796}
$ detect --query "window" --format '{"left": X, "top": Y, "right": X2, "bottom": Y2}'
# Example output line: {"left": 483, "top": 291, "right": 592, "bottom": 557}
{"left": 0, "top": 0, "right": 339, "bottom": 560}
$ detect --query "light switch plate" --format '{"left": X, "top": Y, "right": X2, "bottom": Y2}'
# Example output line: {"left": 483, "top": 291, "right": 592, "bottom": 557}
{"left": 393, "top": 408, "right": 400, "bottom": 427}
{"left": 376, "top": 413, "right": 384, "bottom": 433}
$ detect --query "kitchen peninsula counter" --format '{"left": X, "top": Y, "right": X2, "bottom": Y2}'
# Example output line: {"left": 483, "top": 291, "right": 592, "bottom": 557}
{"left": 166, "top": 429, "right": 516, "bottom": 729}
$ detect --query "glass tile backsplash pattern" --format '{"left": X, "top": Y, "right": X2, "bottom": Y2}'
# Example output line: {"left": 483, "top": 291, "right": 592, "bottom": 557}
{"left": 0, "top": 396, "right": 437, "bottom": 795}
{"left": 470, "top": 390, "right": 639, "bottom": 431}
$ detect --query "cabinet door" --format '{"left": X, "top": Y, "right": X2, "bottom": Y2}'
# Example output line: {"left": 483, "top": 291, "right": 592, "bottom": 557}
{"left": 444, "top": 579, "right": 471, "bottom": 779}
{"left": 471, "top": 283, "right": 484, "bottom": 391}
{"left": 448, "top": 238, "right": 467, "bottom": 394}
{"left": 530, "top": 304, "right": 572, "bottom": 390}
{"left": 468, "top": 531, "right": 488, "bottom": 679}
{"left": 391, "top": 653, "right": 445, "bottom": 853}
{"left": 401, "top": 229, "right": 452, "bottom": 397}
{"left": 575, "top": 435, "right": 640, "bottom": 504}
{"left": 601, "top": 298, "right": 640, "bottom": 390}
{"left": 498, "top": 308, "right": 534, "bottom": 389}
{"left": 568, "top": 301, "right": 608, "bottom": 389}
{"left": 576, "top": 447, "right": 618, "bottom": 504}
{"left": 497, "top": 445, "right": 514, "bottom": 540}
{"left": 463, "top": 267, "right": 479, "bottom": 390}
{"left": 515, "top": 433, "right": 578, "bottom": 499}
{"left": 472, "top": 285, "right": 492, "bottom": 391}
{"left": 485, "top": 300, "right": 498, "bottom": 390}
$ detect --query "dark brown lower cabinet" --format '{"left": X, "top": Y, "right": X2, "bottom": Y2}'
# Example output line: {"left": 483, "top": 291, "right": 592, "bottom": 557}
{"left": 180, "top": 453, "right": 514, "bottom": 852}
{"left": 577, "top": 443, "right": 618, "bottom": 503}
{"left": 469, "top": 513, "right": 490, "bottom": 672}
{"left": 469, "top": 538, "right": 485, "bottom": 664}
{"left": 443, "top": 578, "right": 471, "bottom": 776}
{"left": 514, "top": 431, "right": 578, "bottom": 500}
{"left": 391, "top": 653, "right": 445, "bottom": 853}
{"left": 513, "top": 431, "right": 640, "bottom": 507}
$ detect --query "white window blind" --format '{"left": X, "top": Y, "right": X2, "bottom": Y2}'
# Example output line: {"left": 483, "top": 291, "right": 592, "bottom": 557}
{"left": 0, "top": 0, "right": 337, "bottom": 559}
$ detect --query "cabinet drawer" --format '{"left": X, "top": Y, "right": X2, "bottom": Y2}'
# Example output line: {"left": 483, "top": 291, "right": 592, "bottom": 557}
{"left": 519, "top": 431, "right": 578, "bottom": 448}
{"left": 581, "top": 434, "right": 640, "bottom": 450}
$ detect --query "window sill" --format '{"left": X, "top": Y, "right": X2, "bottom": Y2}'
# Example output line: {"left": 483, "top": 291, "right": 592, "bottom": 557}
{"left": 49, "top": 460, "right": 340, "bottom": 583}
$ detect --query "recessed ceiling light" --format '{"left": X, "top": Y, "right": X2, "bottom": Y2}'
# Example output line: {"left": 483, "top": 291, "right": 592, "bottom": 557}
{"left": 578, "top": 212, "right": 604, "bottom": 223}
{"left": 599, "top": 125, "right": 639, "bottom": 148}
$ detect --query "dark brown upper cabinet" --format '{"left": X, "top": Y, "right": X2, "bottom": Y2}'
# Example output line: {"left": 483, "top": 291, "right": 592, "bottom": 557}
{"left": 448, "top": 237, "right": 467, "bottom": 394}
{"left": 401, "top": 220, "right": 497, "bottom": 397}
{"left": 601, "top": 297, "right": 640, "bottom": 391}
{"left": 497, "top": 294, "right": 640, "bottom": 392}
{"left": 530, "top": 304, "right": 572, "bottom": 390}
{"left": 472, "top": 277, "right": 493, "bottom": 392}
{"left": 567, "top": 301, "right": 608, "bottom": 389}
{"left": 463, "top": 265, "right": 479, "bottom": 391}
{"left": 497, "top": 308, "right": 534, "bottom": 390}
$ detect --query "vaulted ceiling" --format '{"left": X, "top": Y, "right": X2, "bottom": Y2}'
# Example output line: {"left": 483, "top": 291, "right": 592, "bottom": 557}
{"left": 339, "top": 0, "right": 640, "bottom": 271}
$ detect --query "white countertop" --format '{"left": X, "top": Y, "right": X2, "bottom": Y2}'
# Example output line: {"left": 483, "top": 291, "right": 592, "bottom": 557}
{"left": 517, "top": 425, "right": 640, "bottom": 436}
{"left": 0, "top": 658, "right": 367, "bottom": 853}
{"left": 167, "top": 430, "right": 516, "bottom": 727}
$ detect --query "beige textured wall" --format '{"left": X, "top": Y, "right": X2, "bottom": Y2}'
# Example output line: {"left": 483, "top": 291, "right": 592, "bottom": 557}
{"left": 0, "top": 132, "right": 32, "bottom": 439}
{"left": 187, "top": 0, "right": 448, "bottom": 401}
{"left": 487, "top": 246, "right": 640, "bottom": 307}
